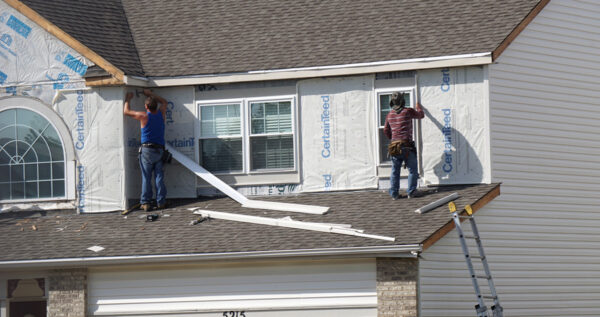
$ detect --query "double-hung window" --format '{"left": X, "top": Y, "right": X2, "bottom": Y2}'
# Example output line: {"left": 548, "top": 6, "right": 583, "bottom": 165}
{"left": 249, "top": 100, "right": 294, "bottom": 170}
{"left": 198, "top": 96, "right": 296, "bottom": 174}
{"left": 199, "top": 103, "right": 243, "bottom": 172}
{"left": 376, "top": 89, "right": 413, "bottom": 163}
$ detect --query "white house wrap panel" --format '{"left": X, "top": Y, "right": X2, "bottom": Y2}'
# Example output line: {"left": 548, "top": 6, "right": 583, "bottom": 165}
{"left": 420, "top": 1, "right": 600, "bottom": 316}
{"left": 88, "top": 259, "right": 376, "bottom": 317}
{"left": 298, "top": 76, "right": 377, "bottom": 192}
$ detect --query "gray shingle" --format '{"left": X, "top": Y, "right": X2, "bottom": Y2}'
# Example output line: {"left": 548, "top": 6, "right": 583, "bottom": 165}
{"left": 0, "top": 184, "right": 499, "bottom": 262}
{"left": 20, "top": 0, "right": 540, "bottom": 77}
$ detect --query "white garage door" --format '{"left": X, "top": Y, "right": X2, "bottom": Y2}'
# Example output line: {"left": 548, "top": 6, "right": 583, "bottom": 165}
{"left": 88, "top": 259, "right": 376, "bottom": 317}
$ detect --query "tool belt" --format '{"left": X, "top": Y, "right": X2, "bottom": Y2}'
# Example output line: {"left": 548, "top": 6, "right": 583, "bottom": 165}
{"left": 141, "top": 143, "right": 164, "bottom": 149}
{"left": 388, "top": 140, "right": 415, "bottom": 157}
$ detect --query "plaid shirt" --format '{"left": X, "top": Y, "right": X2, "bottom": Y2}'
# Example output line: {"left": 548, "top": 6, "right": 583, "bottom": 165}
{"left": 384, "top": 107, "right": 424, "bottom": 141}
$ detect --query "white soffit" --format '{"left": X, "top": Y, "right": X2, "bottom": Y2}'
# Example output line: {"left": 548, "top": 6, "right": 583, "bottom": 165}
{"left": 166, "top": 144, "right": 329, "bottom": 215}
{"left": 127, "top": 53, "right": 492, "bottom": 87}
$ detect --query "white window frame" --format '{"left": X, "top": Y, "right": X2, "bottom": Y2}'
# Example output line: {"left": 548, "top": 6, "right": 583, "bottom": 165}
{"left": 196, "top": 95, "right": 298, "bottom": 175}
{"left": 0, "top": 102, "right": 74, "bottom": 203}
{"left": 374, "top": 87, "right": 415, "bottom": 166}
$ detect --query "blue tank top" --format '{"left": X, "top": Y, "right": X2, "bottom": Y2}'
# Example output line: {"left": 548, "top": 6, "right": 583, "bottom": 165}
{"left": 141, "top": 111, "right": 165, "bottom": 145}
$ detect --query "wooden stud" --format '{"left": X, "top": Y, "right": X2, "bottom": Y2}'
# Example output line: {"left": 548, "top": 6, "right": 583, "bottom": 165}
{"left": 85, "top": 76, "right": 124, "bottom": 87}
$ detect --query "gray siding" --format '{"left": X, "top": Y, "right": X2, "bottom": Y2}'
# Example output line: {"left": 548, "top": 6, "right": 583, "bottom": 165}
{"left": 420, "top": 1, "right": 600, "bottom": 316}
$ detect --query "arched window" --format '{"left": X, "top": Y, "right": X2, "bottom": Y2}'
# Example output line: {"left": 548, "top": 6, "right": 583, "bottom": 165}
{"left": 0, "top": 108, "right": 66, "bottom": 200}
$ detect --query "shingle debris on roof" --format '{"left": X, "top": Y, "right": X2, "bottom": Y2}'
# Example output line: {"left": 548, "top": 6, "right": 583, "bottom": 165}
{"left": 0, "top": 183, "right": 499, "bottom": 263}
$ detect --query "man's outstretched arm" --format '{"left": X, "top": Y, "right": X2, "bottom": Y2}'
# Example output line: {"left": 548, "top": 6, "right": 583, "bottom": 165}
{"left": 123, "top": 92, "right": 146, "bottom": 121}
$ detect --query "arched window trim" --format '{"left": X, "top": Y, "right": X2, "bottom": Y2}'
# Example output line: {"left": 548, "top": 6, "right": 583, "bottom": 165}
{"left": 0, "top": 96, "right": 76, "bottom": 203}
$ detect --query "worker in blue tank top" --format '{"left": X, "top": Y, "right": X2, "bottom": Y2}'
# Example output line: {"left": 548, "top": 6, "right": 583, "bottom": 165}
{"left": 124, "top": 89, "right": 168, "bottom": 211}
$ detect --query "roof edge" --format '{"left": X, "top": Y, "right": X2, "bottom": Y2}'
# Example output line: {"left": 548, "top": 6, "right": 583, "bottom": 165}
{"left": 492, "top": 0, "right": 551, "bottom": 61}
{"left": 134, "top": 52, "right": 492, "bottom": 87}
{"left": 4, "top": 0, "right": 125, "bottom": 81}
{"left": 0, "top": 245, "right": 421, "bottom": 269}
{"left": 421, "top": 183, "right": 501, "bottom": 251}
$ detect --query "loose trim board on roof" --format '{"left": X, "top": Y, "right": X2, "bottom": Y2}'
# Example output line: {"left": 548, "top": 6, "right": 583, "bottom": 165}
{"left": 192, "top": 209, "right": 395, "bottom": 242}
{"left": 415, "top": 192, "right": 459, "bottom": 214}
{"left": 167, "top": 144, "right": 329, "bottom": 215}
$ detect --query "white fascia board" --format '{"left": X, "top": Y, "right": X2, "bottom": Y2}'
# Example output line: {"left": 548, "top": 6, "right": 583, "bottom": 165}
{"left": 137, "top": 53, "right": 492, "bottom": 87}
{"left": 0, "top": 245, "right": 421, "bottom": 269}
{"left": 123, "top": 75, "right": 150, "bottom": 87}
{"left": 193, "top": 209, "right": 395, "bottom": 242}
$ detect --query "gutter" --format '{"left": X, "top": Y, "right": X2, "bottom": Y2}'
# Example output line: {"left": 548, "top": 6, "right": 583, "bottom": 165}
{"left": 123, "top": 52, "right": 492, "bottom": 87}
{"left": 0, "top": 245, "right": 421, "bottom": 269}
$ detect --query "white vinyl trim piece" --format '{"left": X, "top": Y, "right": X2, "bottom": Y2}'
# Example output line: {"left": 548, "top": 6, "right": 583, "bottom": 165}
{"left": 166, "top": 144, "right": 247, "bottom": 203}
{"left": 242, "top": 199, "right": 329, "bottom": 215}
{"left": 414, "top": 192, "right": 459, "bottom": 214}
{"left": 146, "top": 53, "right": 492, "bottom": 87}
{"left": 166, "top": 144, "right": 329, "bottom": 214}
{"left": 192, "top": 209, "right": 395, "bottom": 242}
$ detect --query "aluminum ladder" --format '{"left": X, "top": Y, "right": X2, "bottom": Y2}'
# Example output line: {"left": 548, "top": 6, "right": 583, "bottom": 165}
{"left": 448, "top": 202, "right": 503, "bottom": 317}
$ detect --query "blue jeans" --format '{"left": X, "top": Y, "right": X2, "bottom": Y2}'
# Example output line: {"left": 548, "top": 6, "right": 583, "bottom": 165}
{"left": 389, "top": 148, "right": 419, "bottom": 198}
{"left": 139, "top": 147, "right": 166, "bottom": 205}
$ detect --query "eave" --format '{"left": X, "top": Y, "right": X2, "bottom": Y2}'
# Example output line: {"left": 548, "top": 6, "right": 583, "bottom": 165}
{"left": 421, "top": 184, "right": 501, "bottom": 251}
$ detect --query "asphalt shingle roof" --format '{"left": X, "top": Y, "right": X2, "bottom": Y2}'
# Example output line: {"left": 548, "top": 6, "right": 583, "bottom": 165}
{"left": 19, "top": 0, "right": 541, "bottom": 77}
{"left": 0, "top": 184, "right": 499, "bottom": 263}
{"left": 20, "top": 0, "right": 144, "bottom": 76}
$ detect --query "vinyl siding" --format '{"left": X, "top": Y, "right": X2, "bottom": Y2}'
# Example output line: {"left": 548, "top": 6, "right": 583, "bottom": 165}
{"left": 420, "top": 1, "right": 600, "bottom": 316}
{"left": 88, "top": 259, "right": 376, "bottom": 316}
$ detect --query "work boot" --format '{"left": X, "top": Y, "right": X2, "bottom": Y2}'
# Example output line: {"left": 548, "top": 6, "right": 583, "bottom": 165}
{"left": 157, "top": 203, "right": 166, "bottom": 210}
{"left": 140, "top": 203, "right": 151, "bottom": 211}
{"left": 407, "top": 190, "right": 423, "bottom": 199}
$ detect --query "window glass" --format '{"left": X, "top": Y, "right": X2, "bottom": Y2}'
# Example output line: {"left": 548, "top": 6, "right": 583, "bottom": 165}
{"left": 251, "top": 101, "right": 292, "bottom": 134}
{"left": 251, "top": 135, "right": 294, "bottom": 170}
{"left": 0, "top": 108, "right": 65, "bottom": 201}
{"left": 200, "top": 104, "right": 241, "bottom": 137}
{"left": 200, "top": 138, "right": 243, "bottom": 172}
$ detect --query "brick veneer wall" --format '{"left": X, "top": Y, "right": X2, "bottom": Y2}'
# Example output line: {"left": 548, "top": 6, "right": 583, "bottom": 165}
{"left": 377, "top": 257, "right": 419, "bottom": 317}
{"left": 47, "top": 269, "right": 87, "bottom": 317}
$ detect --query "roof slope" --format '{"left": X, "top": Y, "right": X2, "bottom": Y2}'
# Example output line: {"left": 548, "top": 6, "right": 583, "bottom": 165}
{"left": 0, "top": 184, "right": 499, "bottom": 265}
{"left": 19, "top": 0, "right": 144, "bottom": 76}
{"left": 19, "top": 0, "right": 540, "bottom": 77}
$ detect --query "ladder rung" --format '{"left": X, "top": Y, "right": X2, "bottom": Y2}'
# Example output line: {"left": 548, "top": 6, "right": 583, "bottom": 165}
{"left": 476, "top": 275, "right": 491, "bottom": 279}
{"left": 482, "top": 295, "right": 498, "bottom": 300}
{"left": 464, "top": 235, "right": 479, "bottom": 239}
{"left": 459, "top": 215, "right": 473, "bottom": 219}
